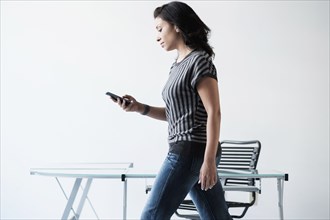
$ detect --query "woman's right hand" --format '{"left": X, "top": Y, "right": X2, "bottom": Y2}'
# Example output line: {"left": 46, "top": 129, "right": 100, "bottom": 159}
{"left": 111, "top": 94, "right": 143, "bottom": 114}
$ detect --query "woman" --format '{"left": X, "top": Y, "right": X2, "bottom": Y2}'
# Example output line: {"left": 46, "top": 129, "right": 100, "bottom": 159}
{"left": 111, "top": 1, "right": 232, "bottom": 219}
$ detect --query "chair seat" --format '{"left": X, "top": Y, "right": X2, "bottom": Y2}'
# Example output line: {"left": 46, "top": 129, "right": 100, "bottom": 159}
{"left": 226, "top": 200, "right": 253, "bottom": 208}
{"left": 179, "top": 200, "right": 195, "bottom": 210}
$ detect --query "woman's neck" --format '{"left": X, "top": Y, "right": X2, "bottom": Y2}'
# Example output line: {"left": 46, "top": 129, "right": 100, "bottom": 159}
{"left": 176, "top": 46, "right": 193, "bottom": 63}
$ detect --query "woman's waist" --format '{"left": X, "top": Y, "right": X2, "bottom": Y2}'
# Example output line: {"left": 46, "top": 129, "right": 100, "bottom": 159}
{"left": 169, "top": 140, "right": 221, "bottom": 157}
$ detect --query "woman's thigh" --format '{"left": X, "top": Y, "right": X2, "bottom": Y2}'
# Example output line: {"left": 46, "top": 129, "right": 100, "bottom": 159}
{"left": 189, "top": 156, "right": 232, "bottom": 220}
{"left": 141, "top": 146, "right": 199, "bottom": 219}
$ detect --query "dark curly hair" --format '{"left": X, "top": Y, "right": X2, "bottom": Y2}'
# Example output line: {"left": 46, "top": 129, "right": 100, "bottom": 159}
{"left": 154, "top": 1, "right": 214, "bottom": 57}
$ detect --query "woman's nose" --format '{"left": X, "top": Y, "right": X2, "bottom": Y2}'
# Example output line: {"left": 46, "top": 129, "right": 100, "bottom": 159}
{"left": 156, "top": 36, "right": 161, "bottom": 42}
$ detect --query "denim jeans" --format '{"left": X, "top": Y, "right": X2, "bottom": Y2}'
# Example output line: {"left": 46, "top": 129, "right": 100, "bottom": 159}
{"left": 141, "top": 141, "right": 232, "bottom": 220}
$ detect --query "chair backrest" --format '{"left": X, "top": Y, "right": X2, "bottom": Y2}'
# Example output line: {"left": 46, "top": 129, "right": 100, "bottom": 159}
{"left": 218, "top": 140, "right": 261, "bottom": 187}
{"left": 218, "top": 140, "right": 261, "bottom": 171}
{"left": 218, "top": 140, "right": 261, "bottom": 219}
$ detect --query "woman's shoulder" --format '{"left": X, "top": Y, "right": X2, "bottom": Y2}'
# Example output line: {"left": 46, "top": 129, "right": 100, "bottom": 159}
{"left": 191, "top": 49, "right": 207, "bottom": 57}
{"left": 190, "top": 50, "right": 213, "bottom": 63}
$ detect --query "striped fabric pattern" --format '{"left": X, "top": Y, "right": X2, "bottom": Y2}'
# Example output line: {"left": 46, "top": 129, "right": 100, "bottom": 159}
{"left": 162, "top": 50, "right": 217, "bottom": 143}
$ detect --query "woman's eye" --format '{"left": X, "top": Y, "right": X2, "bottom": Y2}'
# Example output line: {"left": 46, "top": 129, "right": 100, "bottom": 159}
{"left": 158, "top": 28, "right": 162, "bottom": 32}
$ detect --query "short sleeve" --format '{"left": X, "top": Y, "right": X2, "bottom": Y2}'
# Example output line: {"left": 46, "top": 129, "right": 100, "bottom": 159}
{"left": 190, "top": 54, "right": 217, "bottom": 90}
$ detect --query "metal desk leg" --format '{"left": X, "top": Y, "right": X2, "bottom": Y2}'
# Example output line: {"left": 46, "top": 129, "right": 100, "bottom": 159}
{"left": 75, "top": 178, "right": 93, "bottom": 219}
{"left": 123, "top": 178, "right": 128, "bottom": 220}
{"left": 62, "top": 178, "right": 82, "bottom": 220}
{"left": 277, "top": 178, "right": 284, "bottom": 220}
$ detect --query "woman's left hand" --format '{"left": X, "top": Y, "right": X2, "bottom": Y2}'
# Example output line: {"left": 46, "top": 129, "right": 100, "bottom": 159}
{"left": 199, "top": 159, "right": 218, "bottom": 191}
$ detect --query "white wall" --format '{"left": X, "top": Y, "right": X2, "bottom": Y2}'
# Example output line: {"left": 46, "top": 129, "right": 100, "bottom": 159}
{"left": 1, "top": 1, "right": 329, "bottom": 219}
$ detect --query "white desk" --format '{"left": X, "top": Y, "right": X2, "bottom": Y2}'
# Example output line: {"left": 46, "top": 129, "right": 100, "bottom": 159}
{"left": 30, "top": 163, "right": 288, "bottom": 220}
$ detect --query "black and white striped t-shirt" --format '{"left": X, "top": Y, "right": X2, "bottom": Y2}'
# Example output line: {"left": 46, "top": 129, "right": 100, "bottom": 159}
{"left": 162, "top": 50, "right": 217, "bottom": 144}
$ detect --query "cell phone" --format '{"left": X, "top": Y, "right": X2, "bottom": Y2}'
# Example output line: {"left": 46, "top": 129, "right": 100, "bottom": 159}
{"left": 105, "top": 92, "right": 131, "bottom": 107}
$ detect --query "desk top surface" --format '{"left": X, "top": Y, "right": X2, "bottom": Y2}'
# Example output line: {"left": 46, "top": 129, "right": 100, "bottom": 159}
{"left": 30, "top": 163, "right": 288, "bottom": 180}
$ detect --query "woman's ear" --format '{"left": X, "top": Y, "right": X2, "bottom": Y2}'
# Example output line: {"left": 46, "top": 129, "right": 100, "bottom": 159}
{"left": 174, "top": 26, "right": 180, "bottom": 33}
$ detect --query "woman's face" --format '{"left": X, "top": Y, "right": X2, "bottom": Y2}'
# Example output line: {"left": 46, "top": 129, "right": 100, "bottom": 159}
{"left": 155, "top": 17, "right": 180, "bottom": 51}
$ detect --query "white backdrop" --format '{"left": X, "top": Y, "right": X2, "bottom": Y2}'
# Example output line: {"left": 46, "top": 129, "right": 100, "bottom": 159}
{"left": 1, "top": 1, "right": 329, "bottom": 219}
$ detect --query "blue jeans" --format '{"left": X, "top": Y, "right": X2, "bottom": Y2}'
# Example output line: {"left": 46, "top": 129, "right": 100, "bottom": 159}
{"left": 141, "top": 141, "right": 232, "bottom": 220}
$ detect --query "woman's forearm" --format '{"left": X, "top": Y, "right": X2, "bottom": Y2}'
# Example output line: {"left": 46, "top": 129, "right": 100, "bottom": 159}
{"left": 137, "top": 103, "right": 167, "bottom": 121}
